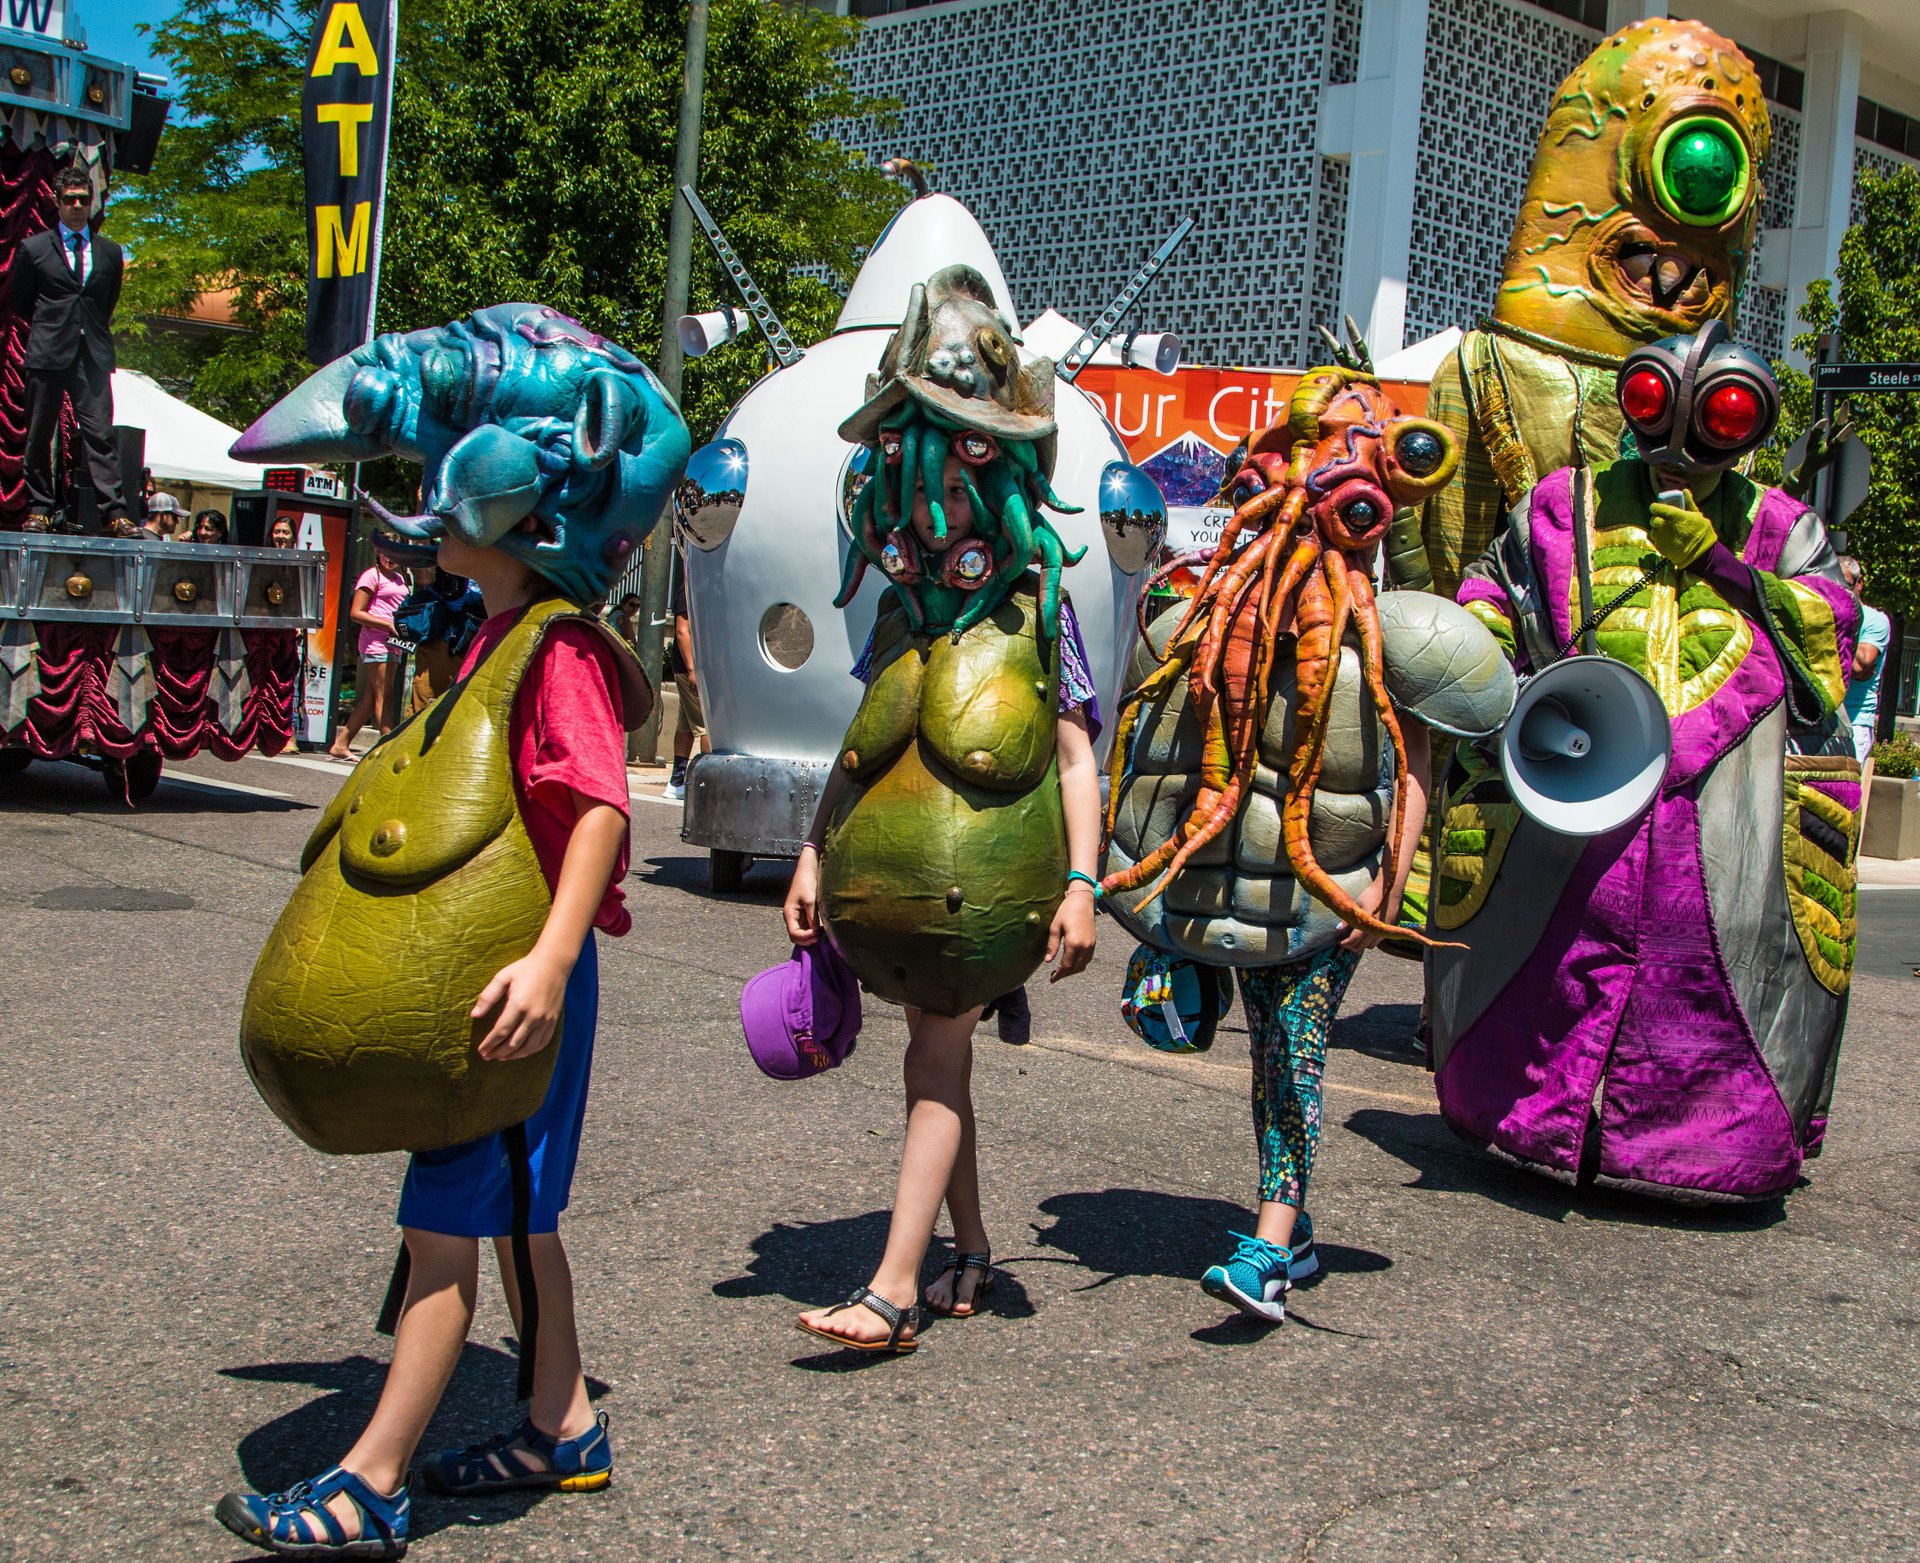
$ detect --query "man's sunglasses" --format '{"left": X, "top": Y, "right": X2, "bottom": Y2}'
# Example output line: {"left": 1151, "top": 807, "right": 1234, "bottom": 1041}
{"left": 56, "top": 193, "right": 89, "bottom": 204}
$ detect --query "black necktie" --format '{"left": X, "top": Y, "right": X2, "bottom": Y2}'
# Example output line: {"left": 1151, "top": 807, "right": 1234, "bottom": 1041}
{"left": 68, "top": 230, "right": 83, "bottom": 282}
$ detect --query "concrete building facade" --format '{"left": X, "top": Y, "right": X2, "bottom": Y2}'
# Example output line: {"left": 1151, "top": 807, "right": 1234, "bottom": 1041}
{"left": 830, "top": 0, "right": 1919, "bottom": 369}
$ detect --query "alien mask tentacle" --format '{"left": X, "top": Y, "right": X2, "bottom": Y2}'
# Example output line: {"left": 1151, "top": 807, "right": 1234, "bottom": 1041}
{"left": 1102, "top": 366, "right": 1516, "bottom": 967}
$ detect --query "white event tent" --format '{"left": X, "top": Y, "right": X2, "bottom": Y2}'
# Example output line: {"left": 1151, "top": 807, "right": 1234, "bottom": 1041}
{"left": 109, "top": 368, "right": 272, "bottom": 490}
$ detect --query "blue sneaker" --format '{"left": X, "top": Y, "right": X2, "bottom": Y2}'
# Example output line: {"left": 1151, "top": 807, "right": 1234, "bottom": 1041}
{"left": 1201, "top": 1231, "right": 1293, "bottom": 1323}
{"left": 421, "top": 1410, "right": 613, "bottom": 1495}
{"left": 1288, "top": 1211, "right": 1318, "bottom": 1281}
{"left": 215, "top": 1465, "right": 409, "bottom": 1558}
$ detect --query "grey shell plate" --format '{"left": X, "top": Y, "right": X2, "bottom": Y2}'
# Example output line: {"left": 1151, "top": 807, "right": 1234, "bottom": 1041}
{"left": 1103, "top": 587, "right": 1515, "bottom": 968}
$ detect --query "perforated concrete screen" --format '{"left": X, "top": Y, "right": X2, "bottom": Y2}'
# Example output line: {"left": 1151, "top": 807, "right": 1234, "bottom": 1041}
{"left": 839, "top": 0, "right": 1901, "bottom": 372}
{"left": 836, "top": 0, "right": 1345, "bottom": 370}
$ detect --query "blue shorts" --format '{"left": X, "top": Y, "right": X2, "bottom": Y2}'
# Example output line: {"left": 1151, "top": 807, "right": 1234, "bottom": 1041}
{"left": 397, "top": 935, "right": 599, "bottom": 1238}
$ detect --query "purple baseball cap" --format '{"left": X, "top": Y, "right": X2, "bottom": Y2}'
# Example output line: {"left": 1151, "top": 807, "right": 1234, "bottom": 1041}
{"left": 740, "top": 941, "right": 862, "bottom": 1080}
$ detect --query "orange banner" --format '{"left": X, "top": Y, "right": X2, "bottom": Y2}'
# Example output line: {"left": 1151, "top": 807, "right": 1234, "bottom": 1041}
{"left": 1075, "top": 366, "right": 1430, "bottom": 553}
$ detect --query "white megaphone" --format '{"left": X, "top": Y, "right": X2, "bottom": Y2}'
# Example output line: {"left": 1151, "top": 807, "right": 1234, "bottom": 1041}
{"left": 1498, "top": 655, "right": 1670, "bottom": 836}
{"left": 678, "top": 308, "right": 752, "bottom": 359}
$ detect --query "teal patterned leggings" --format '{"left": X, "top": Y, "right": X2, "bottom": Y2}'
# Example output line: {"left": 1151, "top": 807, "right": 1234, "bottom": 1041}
{"left": 1235, "top": 945, "right": 1362, "bottom": 1206}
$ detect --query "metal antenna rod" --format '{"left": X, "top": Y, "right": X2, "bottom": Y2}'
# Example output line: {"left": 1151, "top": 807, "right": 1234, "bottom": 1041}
{"left": 1058, "top": 217, "right": 1195, "bottom": 384}
{"left": 678, "top": 184, "right": 805, "bottom": 370}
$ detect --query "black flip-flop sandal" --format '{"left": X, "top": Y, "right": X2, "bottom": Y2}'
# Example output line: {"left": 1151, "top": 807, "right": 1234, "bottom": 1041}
{"left": 796, "top": 1287, "right": 921, "bottom": 1353}
{"left": 923, "top": 1251, "right": 995, "bottom": 1318}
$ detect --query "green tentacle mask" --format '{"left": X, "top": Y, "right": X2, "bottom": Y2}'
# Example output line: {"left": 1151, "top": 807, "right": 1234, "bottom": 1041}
{"left": 835, "top": 264, "right": 1084, "bottom": 643}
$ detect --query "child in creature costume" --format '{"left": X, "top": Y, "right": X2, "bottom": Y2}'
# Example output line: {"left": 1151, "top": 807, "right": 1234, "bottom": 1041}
{"left": 216, "top": 303, "right": 690, "bottom": 1558}
{"left": 1432, "top": 323, "right": 1860, "bottom": 1204}
{"left": 782, "top": 265, "right": 1103, "bottom": 1352}
{"left": 1402, "top": 17, "right": 1770, "bottom": 601}
{"left": 1102, "top": 365, "right": 1515, "bottom": 1322}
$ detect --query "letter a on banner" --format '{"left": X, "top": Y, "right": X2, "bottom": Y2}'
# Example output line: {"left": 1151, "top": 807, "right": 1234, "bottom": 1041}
{"left": 302, "top": 0, "right": 396, "bottom": 364}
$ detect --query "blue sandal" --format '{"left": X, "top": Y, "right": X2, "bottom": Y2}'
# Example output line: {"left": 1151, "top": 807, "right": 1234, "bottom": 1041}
{"left": 215, "top": 1465, "right": 409, "bottom": 1558}
{"left": 420, "top": 1410, "right": 613, "bottom": 1495}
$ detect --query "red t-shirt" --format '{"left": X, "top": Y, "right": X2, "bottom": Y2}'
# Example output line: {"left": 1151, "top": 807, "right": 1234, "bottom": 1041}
{"left": 459, "top": 609, "right": 632, "bottom": 936}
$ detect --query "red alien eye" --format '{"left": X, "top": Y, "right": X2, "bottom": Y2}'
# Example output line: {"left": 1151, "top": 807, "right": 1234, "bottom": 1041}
{"left": 1699, "top": 381, "right": 1762, "bottom": 444}
{"left": 1621, "top": 367, "right": 1670, "bottom": 427}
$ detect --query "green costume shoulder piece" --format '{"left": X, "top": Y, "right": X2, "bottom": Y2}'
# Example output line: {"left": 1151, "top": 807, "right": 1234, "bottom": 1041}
{"left": 822, "top": 581, "right": 1066, "bottom": 1016}
{"left": 241, "top": 598, "right": 601, "bottom": 1155}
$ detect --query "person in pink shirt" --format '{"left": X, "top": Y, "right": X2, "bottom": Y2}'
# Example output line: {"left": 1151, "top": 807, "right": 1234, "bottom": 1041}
{"left": 329, "top": 548, "right": 410, "bottom": 759}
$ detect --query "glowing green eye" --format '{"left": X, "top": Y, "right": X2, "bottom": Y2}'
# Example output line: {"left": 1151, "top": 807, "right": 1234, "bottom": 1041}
{"left": 1652, "top": 116, "right": 1750, "bottom": 226}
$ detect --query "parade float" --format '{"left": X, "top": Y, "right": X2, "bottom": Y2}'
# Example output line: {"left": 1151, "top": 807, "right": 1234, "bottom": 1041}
{"left": 672, "top": 177, "right": 1172, "bottom": 890}
{"left": 0, "top": 8, "right": 326, "bottom": 798}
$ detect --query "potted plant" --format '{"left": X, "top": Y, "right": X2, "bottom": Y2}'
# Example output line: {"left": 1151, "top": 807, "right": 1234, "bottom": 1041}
{"left": 1864, "top": 732, "right": 1920, "bottom": 859}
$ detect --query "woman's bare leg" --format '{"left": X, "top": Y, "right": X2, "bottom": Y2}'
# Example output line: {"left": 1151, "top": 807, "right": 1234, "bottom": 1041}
{"left": 798, "top": 1005, "right": 983, "bottom": 1344}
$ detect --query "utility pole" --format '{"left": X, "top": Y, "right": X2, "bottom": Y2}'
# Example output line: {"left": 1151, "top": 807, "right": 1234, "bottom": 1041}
{"left": 638, "top": 0, "right": 710, "bottom": 760}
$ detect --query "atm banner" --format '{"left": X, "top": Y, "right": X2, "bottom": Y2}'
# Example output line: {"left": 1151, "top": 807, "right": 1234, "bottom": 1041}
{"left": 1075, "top": 367, "right": 1429, "bottom": 554}
{"left": 301, "top": 0, "right": 396, "bottom": 365}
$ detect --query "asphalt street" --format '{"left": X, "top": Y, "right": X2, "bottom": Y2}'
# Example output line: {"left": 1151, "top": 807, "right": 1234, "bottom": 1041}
{"left": 1, "top": 750, "right": 1916, "bottom": 1562}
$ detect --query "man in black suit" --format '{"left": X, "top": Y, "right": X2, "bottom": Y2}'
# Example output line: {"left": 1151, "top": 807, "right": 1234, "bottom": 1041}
{"left": 11, "top": 165, "right": 133, "bottom": 536}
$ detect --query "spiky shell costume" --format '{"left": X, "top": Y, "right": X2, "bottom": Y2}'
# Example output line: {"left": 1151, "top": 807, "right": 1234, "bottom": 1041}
{"left": 1435, "top": 460, "right": 1860, "bottom": 1202}
{"left": 1412, "top": 18, "right": 1770, "bottom": 600}
{"left": 233, "top": 305, "right": 689, "bottom": 1153}
{"left": 1102, "top": 369, "right": 1514, "bottom": 964}
{"left": 243, "top": 599, "right": 630, "bottom": 1154}
{"left": 821, "top": 266, "right": 1086, "bottom": 1015}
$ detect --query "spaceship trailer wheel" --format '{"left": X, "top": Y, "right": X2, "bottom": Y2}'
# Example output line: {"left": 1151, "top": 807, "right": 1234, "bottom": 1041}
{"left": 103, "top": 751, "right": 163, "bottom": 803}
{"left": 709, "top": 848, "right": 750, "bottom": 894}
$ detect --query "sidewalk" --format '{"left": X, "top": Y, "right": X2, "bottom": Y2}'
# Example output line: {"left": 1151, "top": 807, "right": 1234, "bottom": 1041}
{"left": 1857, "top": 853, "right": 1920, "bottom": 887}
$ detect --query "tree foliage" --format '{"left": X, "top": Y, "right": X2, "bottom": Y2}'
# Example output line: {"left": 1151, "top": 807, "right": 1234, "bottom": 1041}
{"left": 1759, "top": 167, "right": 1920, "bottom": 617}
{"left": 115, "top": 0, "right": 900, "bottom": 459}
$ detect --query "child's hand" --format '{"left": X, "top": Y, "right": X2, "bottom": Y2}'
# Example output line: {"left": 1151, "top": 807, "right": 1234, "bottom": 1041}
{"left": 1337, "top": 870, "right": 1401, "bottom": 952}
{"left": 1046, "top": 884, "right": 1097, "bottom": 981}
{"left": 784, "top": 845, "right": 823, "bottom": 946}
{"left": 472, "top": 951, "right": 572, "bottom": 1061}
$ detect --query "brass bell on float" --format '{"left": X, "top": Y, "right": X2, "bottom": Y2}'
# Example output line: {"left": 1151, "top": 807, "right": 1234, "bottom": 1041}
{"left": 1497, "top": 655, "right": 1670, "bottom": 837}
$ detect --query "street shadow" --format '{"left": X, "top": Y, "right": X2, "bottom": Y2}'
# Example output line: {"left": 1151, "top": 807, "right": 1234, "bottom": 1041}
{"left": 1329, "top": 1001, "right": 1427, "bottom": 1067}
{"left": 0, "top": 758, "right": 309, "bottom": 814}
{"left": 1344, "top": 1107, "right": 1789, "bottom": 1231}
{"left": 715, "top": 1211, "right": 1035, "bottom": 1318}
{"left": 220, "top": 1347, "right": 609, "bottom": 1541}
{"left": 1028, "top": 1187, "right": 1391, "bottom": 1292}
{"left": 633, "top": 851, "right": 783, "bottom": 902}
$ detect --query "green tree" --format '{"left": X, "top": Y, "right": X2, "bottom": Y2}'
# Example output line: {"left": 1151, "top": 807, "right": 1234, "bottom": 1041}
{"left": 116, "top": 0, "right": 899, "bottom": 453}
{"left": 1760, "top": 167, "right": 1920, "bottom": 617}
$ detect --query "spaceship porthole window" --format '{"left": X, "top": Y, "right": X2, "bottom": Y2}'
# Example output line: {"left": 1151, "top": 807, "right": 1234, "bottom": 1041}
{"left": 759, "top": 602, "right": 814, "bottom": 671}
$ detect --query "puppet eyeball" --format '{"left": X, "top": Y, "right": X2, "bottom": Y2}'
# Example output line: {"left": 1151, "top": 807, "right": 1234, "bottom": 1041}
{"left": 879, "top": 430, "right": 904, "bottom": 466}
{"left": 955, "top": 432, "right": 998, "bottom": 467}
{"left": 1227, "top": 469, "right": 1267, "bottom": 509}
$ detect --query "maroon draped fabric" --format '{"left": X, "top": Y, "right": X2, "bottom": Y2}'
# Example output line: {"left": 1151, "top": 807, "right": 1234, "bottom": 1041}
{"left": 0, "top": 144, "right": 60, "bottom": 524}
{"left": 3, "top": 625, "right": 300, "bottom": 758}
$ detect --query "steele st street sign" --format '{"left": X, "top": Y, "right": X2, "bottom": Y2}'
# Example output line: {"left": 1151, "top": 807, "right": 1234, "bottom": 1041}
{"left": 1812, "top": 362, "right": 1920, "bottom": 393}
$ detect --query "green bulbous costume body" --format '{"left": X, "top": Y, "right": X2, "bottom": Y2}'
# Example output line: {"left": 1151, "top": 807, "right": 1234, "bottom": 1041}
{"left": 240, "top": 599, "right": 592, "bottom": 1155}
{"left": 822, "top": 581, "right": 1066, "bottom": 1017}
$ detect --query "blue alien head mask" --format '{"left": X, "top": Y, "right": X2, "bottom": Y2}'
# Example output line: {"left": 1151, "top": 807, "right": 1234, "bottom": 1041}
{"left": 232, "top": 304, "right": 693, "bottom": 604}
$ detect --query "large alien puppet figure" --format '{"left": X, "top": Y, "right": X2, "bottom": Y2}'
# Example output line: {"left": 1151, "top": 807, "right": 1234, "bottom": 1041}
{"left": 231, "top": 305, "right": 691, "bottom": 1155}
{"left": 1410, "top": 17, "right": 1771, "bottom": 600}
{"left": 819, "top": 265, "right": 1088, "bottom": 1016}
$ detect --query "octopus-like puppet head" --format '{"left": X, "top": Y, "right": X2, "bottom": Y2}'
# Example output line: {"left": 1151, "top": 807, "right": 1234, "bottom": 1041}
{"left": 835, "top": 267, "right": 1081, "bottom": 642}
{"left": 1492, "top": 17, "right": 1771, "bottom": 361}
{"left": 232, "top": 304, "right": 692, "bottom": 604}
{"left": 1219, "top": 368, "right": 1460, "bottom": 554}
